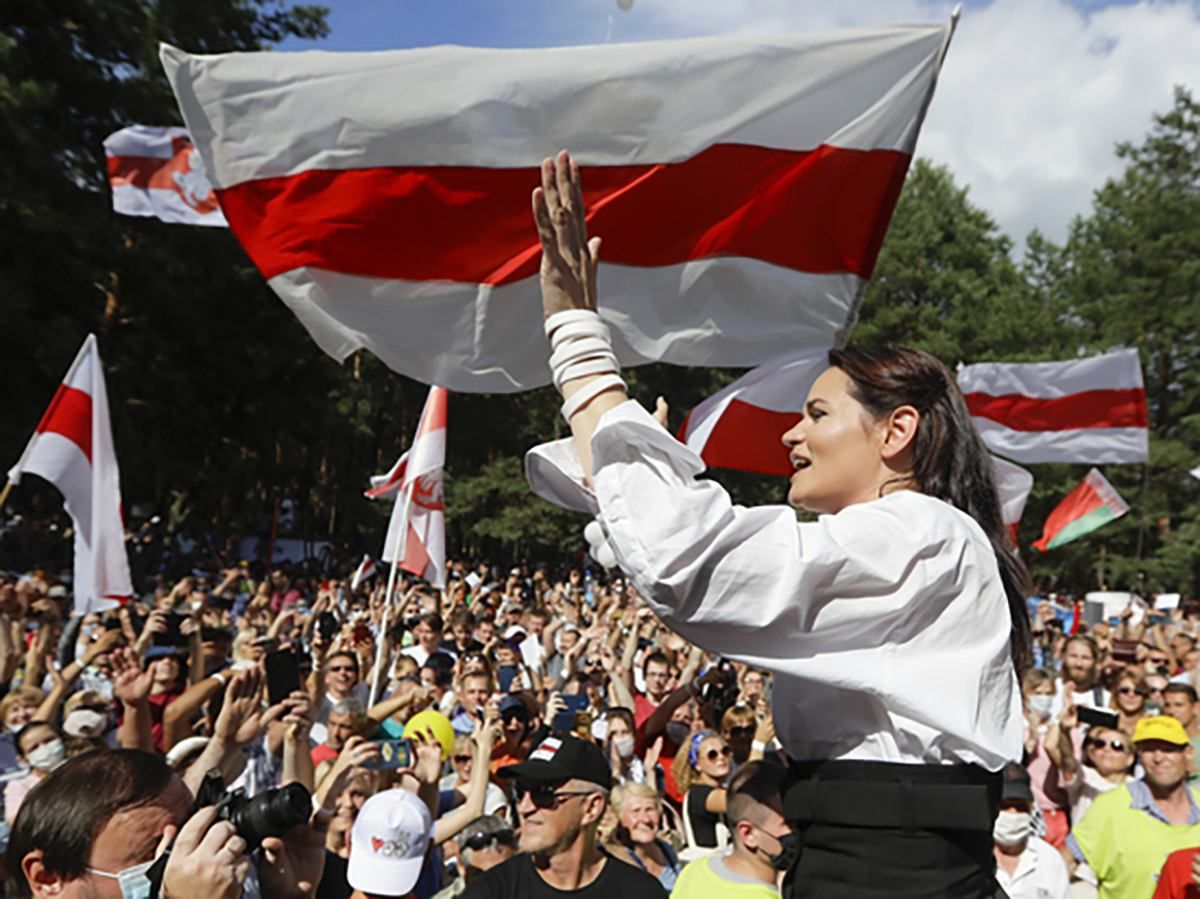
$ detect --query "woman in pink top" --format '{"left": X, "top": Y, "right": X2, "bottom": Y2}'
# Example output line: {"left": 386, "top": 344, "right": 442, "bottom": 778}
{"left": 1021, "top": 668, "right": 1071, "bottom": 847}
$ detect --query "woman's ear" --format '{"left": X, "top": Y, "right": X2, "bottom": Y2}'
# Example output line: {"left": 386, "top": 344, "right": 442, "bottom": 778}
{"left": 880, "top": 405, "right": 920, "bottom": 462}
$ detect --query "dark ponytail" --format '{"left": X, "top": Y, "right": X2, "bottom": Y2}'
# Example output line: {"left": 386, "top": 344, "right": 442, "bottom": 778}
{"left": 828, "top": 345, "right": 1033, "bottom": 674}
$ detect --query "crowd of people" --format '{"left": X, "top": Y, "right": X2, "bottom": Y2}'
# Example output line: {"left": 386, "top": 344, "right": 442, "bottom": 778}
{"left": 0, "top": 545, "right": 1195, "bottom": 899}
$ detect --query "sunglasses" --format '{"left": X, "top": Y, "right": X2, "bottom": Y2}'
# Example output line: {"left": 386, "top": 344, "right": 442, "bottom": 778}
{"left": 727, "top": 726, "right": 754, "bottom": 738}
{"left": 1087, "top": 738, "right": 1128, "bottom": 752}
{"left": 705, "top": 747, "right": 733, "bottom": 761}
{"left": 511, "top": 782, "right": 593, "bottom": 810}
{"left": 463, "top": 830, "right": 515, "bottom": 852}
{"left": 1117, "top": 686, "right": 1145, "bottom": 696}
{"left": 328, "top": 665, "right": 357, "bottom": 673}
{"left": 452, "top": 754, "right": 473, "bottom": 764}
{"left": 584, "top": 659, "right": 603, "bottom": 667}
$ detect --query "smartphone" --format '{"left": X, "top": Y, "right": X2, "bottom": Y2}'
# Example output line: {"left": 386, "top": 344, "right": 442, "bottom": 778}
{"left": 154, "top": 613, "right": 188, "bottom": 648}
{"left": 367, "top": 738, "right": 415, "bottom": 770}
{"left": 1078, "top": 706, "right": 1119, "bottom": 730}
{"left": 317, "top": 611, "right": 338, "bottom": 642}
{"left": 265, "top": 650, "right": 301, "bottom": 706}
{"left": 553, "top": 694, "right": 589, "bottom": 733}
{"left": 498, "top": 664, "right": 518, "bottom": 693}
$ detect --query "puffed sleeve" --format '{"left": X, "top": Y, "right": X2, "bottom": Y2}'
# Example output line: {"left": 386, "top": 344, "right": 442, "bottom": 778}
{"left": 589, "top": 400, "right": 975, "bottom": 673}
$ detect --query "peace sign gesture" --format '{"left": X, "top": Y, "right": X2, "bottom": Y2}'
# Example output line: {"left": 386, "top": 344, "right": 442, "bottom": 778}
{"left": 532, "top": 150, "right": 601, "bottom": 320}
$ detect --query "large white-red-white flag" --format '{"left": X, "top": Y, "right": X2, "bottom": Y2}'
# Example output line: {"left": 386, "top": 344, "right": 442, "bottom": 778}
{"left": 161, "top": 22, "right": 954, "bottom": 392}
{"left": 104, "top": 125, "right": 228, "bottom": 227}
{"left": 7, "top": 336, "right": 132, "bottom": 612}
{"left": 957, "top": 350, "right": 1149, "bottom": 464}
{"left": 678, "top": 349, "right": 830, "bottom": 476}
{"left": 369, "top": 387, "right": 447, "bottom": 588}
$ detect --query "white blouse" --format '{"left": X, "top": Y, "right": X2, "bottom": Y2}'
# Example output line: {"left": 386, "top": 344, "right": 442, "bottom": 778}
{"left": 529, "top": 400, "right": 1023, "bottom": 771}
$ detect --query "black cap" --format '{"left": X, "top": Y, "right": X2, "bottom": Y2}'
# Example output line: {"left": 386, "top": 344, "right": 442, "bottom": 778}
{"left": 498, "top": 734, "right": 612, "bottom": 790}
{"left": 1001, "top": 763, "right": 1033, "bottom": 804}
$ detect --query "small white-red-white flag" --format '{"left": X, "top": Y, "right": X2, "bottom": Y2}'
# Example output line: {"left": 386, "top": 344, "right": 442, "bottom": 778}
{"left": 104, "top": 125, "right": 228, "bottom": 227}
{"left": 370, "top": 387, "right": 447, "bottom": 588}
{"left": 991, "top": 455, "right": 1033, "bottom": 544}
{"left": 7, "top": 336, "right": 132, "bottom": 612}
{"left": 350, "top": 555, "right": 377, "bottom": 592}
{"left": 958, "top": 350, "right": 1149, "bottom": 464}
{"left": 678, "top": 349, "right": 830, "bottom": 476}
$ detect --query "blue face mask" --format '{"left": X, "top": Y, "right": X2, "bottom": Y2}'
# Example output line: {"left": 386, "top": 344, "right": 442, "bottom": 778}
{"left": 87, "top": 860, "right": 154, "bottom": 899}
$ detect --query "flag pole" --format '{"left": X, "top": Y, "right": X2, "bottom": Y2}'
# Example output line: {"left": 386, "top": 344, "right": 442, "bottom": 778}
{"left": 369, "top": 486, "right": 412, "bottom": 707}
{"left": 0, "top": 480, "right": 13, "bottom": 510}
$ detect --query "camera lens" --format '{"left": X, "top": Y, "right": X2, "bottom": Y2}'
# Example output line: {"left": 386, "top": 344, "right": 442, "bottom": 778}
{"left": 220, "top": 782, "right": 312, "bottom": 849}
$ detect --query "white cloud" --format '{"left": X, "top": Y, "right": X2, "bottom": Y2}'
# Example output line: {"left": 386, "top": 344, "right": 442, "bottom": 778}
{"left": 586, "top": 0, "right": 1200, "bottom": 250}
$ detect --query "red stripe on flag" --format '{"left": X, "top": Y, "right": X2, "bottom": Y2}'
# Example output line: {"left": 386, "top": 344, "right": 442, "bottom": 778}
{"left": 964, "top": 389, "right": 1148, "bottom": 432}
{"left": 34, "top": 385, "right": 92, "bottom": 462}
{"left": 107, "top": 155, "right": 168, "bottom": 188}
{"left": 216, "top": 143, "right": 910, "bottom": 285}
{"left": 399, "top": 523, "right": 431, "bottom": 581}
{"left": 695, "top": 399, "right": 800, "bottom": 477}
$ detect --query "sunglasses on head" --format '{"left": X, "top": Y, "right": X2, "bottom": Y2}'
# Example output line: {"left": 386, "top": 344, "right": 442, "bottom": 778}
{"left": 463, "top": 830, "right": 515, "bottom": 852}
{"left": 511, "top": 782, "right": 593, "bottom": 810}
{"left": 705, "top": 746, "right": 732, "bottom": 761}
{"left": 1087, "top": 738, "right": 1128, "bottom": 752}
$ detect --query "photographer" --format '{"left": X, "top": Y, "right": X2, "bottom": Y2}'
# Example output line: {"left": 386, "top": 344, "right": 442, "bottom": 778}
{"left": 6, "top": 747, "right": 326, "bottom": 899}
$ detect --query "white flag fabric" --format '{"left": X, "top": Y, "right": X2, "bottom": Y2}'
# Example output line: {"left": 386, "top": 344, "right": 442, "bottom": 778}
{"left": 991, "top": 455, "right": 1033, "bottom": 543}
{"left": 372, "top": 387, "right": 447, "bottom": 587}
{"left": 1190, "top": 465, "right": 1200, "bottom": 481}
{"left": 104, "top": 125, "right": 228, "bottom": 227}
{"left": 678, "top": 349, "right": 830, "bottom": 476}
{"left": 350, "top": 555, "right": 377, "bottom": 592}
{"left": 7, "top": 336, "right": 132, "bottom": 612}
{"left": 161, "top": 22, "right": 954, "bottom": 392}
{"left": 958, "top": 350, "right": 1149, "bottom": 464}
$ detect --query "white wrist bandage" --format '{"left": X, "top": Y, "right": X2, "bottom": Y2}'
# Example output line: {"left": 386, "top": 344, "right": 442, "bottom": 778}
{"left": 545, "top": 309, "right": 625, "bottom": 422}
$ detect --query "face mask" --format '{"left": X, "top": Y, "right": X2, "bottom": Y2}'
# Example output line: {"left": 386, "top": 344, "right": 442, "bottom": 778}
{"left": 1144, "top": 700, "right": 1163, "bottom": 716}
{"left": 765, "top": 830, "right": 799, "bottom": 871}
{"left": 1027, "top": 695, "right": 1053, "bottom": 719}
{"left": 992, "top": 810, "right": 1031, "bottom": 846}
{"left": 613, "top": 735, "right": 635, "bottom": 758}
{"left": 665, "top": 721, "right": 690, "bottom": 746}
{"left": 87, "top": 859, "right": 155, "bottom": 899}
{"left": 26, "top": 738, "right": 67, "bottom": 771}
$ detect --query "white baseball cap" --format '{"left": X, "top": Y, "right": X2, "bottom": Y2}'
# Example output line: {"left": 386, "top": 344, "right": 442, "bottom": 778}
{"left": 348, "top": 789, "right": 432, "bottom": 896}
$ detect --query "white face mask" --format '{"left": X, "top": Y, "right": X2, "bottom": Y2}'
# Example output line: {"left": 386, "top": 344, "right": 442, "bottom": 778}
{"left": 87, "top": 859, "right": 155, "bottom": 899}
{"left": 613, "top": 735, "right": 635, "bottom": 758}
{"left": 1027, "top": 695, "right": 1054, "bottom": 720}
{"left": 26, "top": 737, "right": 67, "bottom": 771}
{"left": 993, "top": 810, "right": 1032, "bottom": 846}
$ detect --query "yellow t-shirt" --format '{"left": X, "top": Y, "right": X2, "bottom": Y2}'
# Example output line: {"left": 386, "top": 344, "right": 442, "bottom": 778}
{"left": 1069, "top": 782, "right": 1200, "bottom": 899}
{"left": 670, "top": 855, "right": 779, "bottom": 899}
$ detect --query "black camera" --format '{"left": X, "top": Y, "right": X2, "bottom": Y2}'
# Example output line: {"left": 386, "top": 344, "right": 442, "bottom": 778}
{"left": 197, "top": 769, "right": 312, "bottom": 849}
{"left": 699, "top": 658, "right": 740, "bottom": 719}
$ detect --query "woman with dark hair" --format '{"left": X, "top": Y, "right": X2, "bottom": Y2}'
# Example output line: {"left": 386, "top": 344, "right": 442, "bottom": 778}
{"left": 525, "top": 151, "right": 1029, "bottom": 897}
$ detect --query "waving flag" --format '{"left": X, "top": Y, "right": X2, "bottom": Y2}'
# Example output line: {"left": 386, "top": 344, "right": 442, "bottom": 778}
{"left": 350, "top": 556, "right": 377, "bottom": 592}
{"left": 1033, "top": 468, "right": 1129, "bottom": 552}
{"left": 678, "top": 349, "right": 830, "bottom": 476}
{"left": 104, "top": 126, "right": 227, "bottom": 227}
{"left": 992, "top": 455, "right": 1033, "bottom": 544}
{"left": 371, "top": 387, "right": 448, "bottom": 588}
{"left": 958, "top": 350, "right": 1149, "bottom": 464}
{"left": 7, "top": 336, "right": 132, "bottom": 612}
{"left": 161, "top": 22, "right": 954, "bottom": 392}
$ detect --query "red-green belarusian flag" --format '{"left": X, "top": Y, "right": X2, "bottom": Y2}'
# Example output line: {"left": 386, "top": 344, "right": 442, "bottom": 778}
{"left": 1033, "top": 468, "right": 1129, "bottom": 552}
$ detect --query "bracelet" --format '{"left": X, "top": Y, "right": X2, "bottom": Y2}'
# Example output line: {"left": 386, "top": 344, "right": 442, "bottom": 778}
{"left": 544, "top": 310, "right": 625, "bottom": 421}
{"left": 210, "top": 672, "right": 227, "bottom": 687}
{"left": 752, "top": 740, "right": 767, "bottom": 753}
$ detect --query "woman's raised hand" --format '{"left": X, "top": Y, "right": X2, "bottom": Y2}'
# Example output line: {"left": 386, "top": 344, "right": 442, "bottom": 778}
{"left": 532, "top": 150, "right": 601, "bottom": 320}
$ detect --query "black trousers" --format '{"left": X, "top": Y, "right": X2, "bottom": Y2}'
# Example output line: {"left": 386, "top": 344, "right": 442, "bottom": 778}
{"left": 781, "top": 759, "right": 1008, "bottom": 899}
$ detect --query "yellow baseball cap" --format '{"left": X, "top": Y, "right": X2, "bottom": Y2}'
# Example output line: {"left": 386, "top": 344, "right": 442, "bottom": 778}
{"left": 1132, "top": 715, "right": 1190, "bottom": 747}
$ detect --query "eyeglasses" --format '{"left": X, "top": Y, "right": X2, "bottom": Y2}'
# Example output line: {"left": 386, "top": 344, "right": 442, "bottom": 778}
{"left": 704, "top": 747, "right": 732, "bottom": 761}
{"left": 584, "top": 659, "right": 603, "bottom": 667}
{"left": 1087, "top": 738, "right": 1128, "bottom": 752}
{"left": 328, "top": 665, "right": 356, "bottom": 674}
{"left": 1117, "top": 686, "right": 1145, "bottom": 696}
{"left": 463, "top": 830, "right": 516, "bottom": 852}
{"left": 511, "top": 782, "right": 594, "bottom": 810}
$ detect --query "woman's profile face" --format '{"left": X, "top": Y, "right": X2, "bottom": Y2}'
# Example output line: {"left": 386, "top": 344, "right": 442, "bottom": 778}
{"left": 780, "top": 367, "right": 891, "bottom": 514}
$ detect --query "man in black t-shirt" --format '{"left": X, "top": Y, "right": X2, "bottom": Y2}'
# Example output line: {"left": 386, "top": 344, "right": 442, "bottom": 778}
{"left": 462, "top": 734, "right": 666, "bottom": 899}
